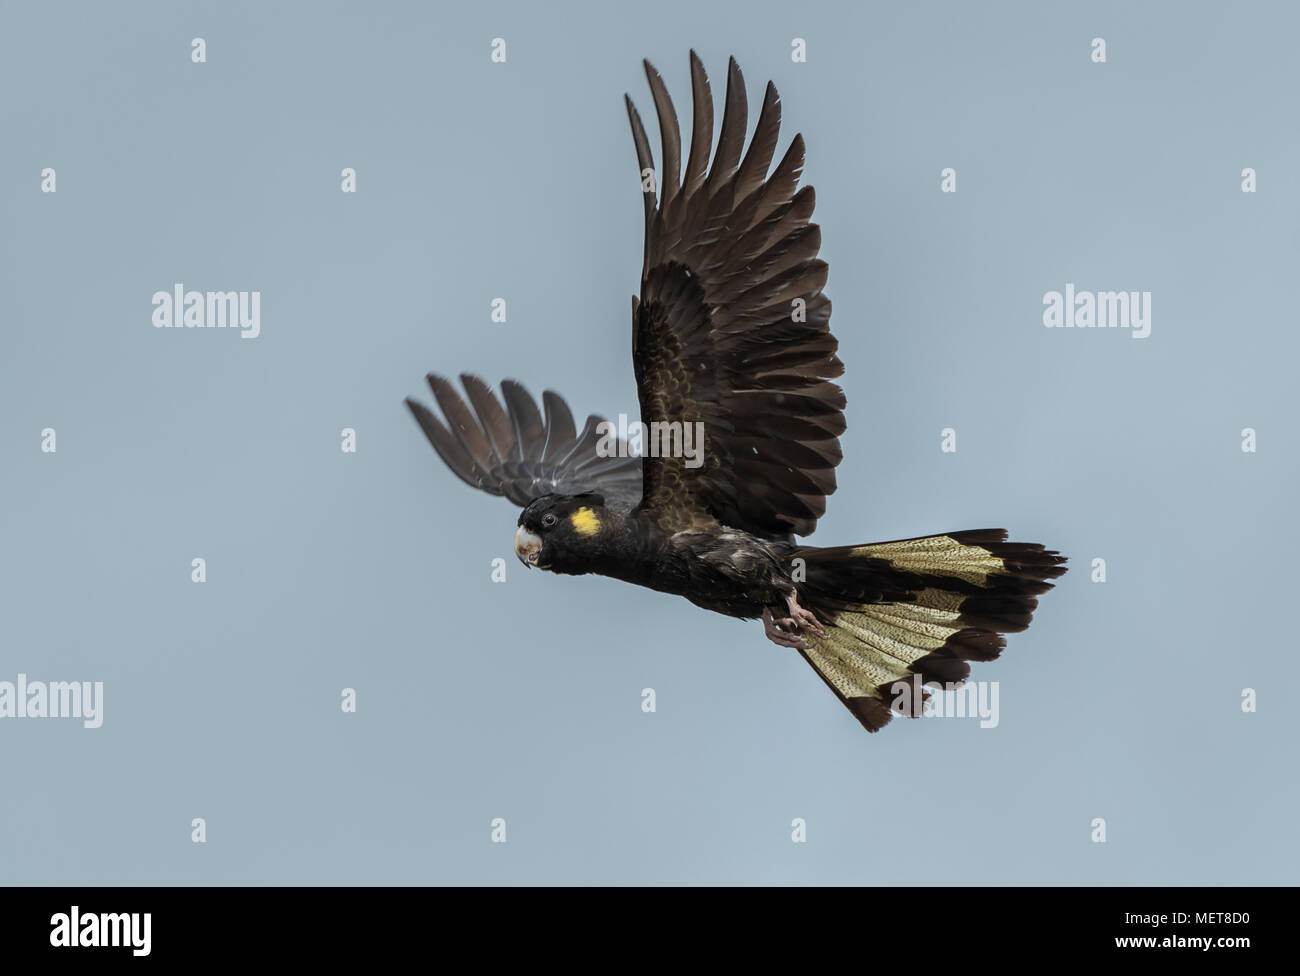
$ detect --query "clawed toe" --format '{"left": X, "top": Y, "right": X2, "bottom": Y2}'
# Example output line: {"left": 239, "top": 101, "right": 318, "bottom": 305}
{"left": 761, "top": 607, "right": 810, "bottom": 649}
{"left": 785, "top": 591, "right": 826, "bottom": 637}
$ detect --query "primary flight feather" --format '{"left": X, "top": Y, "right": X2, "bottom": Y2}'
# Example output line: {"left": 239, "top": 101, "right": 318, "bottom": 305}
{"left": 406, "top": 51, "right": 1066, "bottom": 732}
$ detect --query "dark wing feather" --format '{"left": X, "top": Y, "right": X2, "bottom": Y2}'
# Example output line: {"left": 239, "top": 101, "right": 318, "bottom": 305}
{"left": 626, "top": 52, "right": 845, "bottom": 540}
{"left": 406, "top": 374, "right": 643, "bottom": 511}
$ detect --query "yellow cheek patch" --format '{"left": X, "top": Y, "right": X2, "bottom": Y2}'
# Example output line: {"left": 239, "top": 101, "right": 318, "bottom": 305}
{"left": 570, "top": 507, "right": 602, "bottom": 537}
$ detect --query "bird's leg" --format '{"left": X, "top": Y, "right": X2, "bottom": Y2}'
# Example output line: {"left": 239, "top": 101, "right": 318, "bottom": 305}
{"left": 761, "top": 588, "right": 827, "bottom": 649}
{"left": 784, "top": 590, "right": 826, "bottom": 637}
{"left": 762, "top": 608, "right": 808, "bottom": 649}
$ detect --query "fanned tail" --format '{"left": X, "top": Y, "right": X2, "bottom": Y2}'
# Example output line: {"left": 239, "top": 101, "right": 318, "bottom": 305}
{"left": 791, "top": 530, "right": 1067, "bottom": 732}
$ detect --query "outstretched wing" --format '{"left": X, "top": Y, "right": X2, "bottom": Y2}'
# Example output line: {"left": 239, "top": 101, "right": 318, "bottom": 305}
{"left": 625, "top": 52, "right": 846, "bottom": 540}
{"left": 405, "top": 373, "right": 643, "bottom": 511}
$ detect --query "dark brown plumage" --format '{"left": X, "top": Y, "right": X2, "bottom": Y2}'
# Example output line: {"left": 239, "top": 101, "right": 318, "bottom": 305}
{"left": 405, "top": 374, "right": 642, "bottom": 511}
{"left": 407, "top": 52, "right": 1066, "bottom": 733}
{"left": 627, "top": 55, "right": 843, "bottom": 540}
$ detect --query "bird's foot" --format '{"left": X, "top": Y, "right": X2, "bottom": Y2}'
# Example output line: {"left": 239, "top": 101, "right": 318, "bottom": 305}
{"left": 761, "top": 608, "right": 808, "bottom": 649}
{"left": 784, "top": 591, "right": 826, "bottom": 637}
{"left": 759, "top": 592, "right": 827, "bottom": 649}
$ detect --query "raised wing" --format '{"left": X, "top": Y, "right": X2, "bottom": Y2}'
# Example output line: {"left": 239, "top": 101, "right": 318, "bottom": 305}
{"left": 625, "top": 52, "right": 846, "bottom": 540}
{"left": 406, "top": 374, "right": 643, "bottom": 511}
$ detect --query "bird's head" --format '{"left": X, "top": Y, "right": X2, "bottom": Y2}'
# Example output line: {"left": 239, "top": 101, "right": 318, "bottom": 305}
{"left": 514, "top": 492, "right": 611, "bottom": 575}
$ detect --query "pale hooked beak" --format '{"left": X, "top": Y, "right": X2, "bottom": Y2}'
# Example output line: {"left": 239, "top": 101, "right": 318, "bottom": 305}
{"left": 514, "top": 526, "right": 542, "bottom": 568}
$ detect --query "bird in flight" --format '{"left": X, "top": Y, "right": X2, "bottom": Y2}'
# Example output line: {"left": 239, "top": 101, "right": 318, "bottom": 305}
{"left": 407, "top": 52, "right": 1066, "bottom": 732}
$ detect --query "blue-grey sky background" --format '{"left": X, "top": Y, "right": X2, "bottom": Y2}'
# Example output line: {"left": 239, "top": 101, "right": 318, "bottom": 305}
{"left": 2, "top": 0, "right": 1296, "bottom": 884}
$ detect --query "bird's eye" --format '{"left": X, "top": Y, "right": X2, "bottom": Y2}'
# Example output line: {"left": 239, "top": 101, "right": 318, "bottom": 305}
{"left": 542, "top": 513, "right": 558, "bottom": 528}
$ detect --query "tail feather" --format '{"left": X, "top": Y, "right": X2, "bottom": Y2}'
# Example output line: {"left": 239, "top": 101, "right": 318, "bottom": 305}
{"left": 793, "top": 529, "right": 1066, "bottom": 733}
